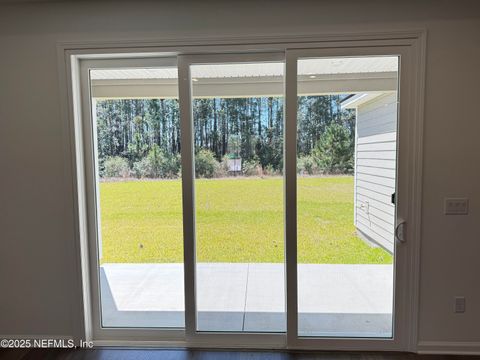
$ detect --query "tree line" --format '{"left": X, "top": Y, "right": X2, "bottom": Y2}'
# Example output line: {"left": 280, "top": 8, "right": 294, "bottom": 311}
{"left": 96, "top": 95, "right": 355, "bottom": 179}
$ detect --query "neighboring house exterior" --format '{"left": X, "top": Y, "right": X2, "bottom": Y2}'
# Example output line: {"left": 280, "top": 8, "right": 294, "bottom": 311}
{"left": 343, "top": 92, "right": 398, "bottom": 253}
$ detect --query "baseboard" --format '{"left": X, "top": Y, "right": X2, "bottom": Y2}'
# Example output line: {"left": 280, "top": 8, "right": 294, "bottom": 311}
{"left": 417, "top": 341, "right": 480, "bottom": 355}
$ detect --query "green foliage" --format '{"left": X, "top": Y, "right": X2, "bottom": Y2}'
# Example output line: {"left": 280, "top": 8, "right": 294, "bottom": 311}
{"left": 213, "top": 155, "right": 229, "bottom": 178}
{"left": 132, "top": 158, "right": 151, "bottom": 178}
{"left": 96, "top": 95, "right": 355, "bottom": 177}
{"left": 263, "top": 164, "right": 280, "bottom": 176}
{"left": 313, "top": 122, "right": 354, "bottom": 174}
{"left": 195, "top": 149, "right": 219, "bottom": 178}
{"left": 242, "top": 157, "right": 262, "bottom": 176}
{"left": 220, "top": 155, "right": 230, "bottom": 172}
{"left": 297, "top": 155, "right": 317, "bottom": 175}
{"left": 103, "top": 156, "right": 130, "bottom": 178}
{"left": 227, "top": 135, "right": 241, "bottom": 158}
{"left": 127, "top": 130, "right": 148, "bottom": 164}
{"left": 255, "top": 128, "right": 283, "bottom": 172}
{"left": 133, "top": 145, "right": 180, "bottom": 178}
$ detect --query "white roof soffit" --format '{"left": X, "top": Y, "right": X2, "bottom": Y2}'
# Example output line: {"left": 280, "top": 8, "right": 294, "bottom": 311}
{"left": 90, "top": 56, "right": 398, "bottom": 99}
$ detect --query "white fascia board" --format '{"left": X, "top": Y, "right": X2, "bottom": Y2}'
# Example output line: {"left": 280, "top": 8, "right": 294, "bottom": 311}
{"left": 91, "top": 72, "right": 397, "bottom": 100}
{"left": 341, "top": 92, "right": 393, "bottom": 109}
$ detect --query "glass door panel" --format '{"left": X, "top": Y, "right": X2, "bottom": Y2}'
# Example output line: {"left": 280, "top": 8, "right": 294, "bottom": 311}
{"left": 89, "top": 65, "right": 185, "bottom": 328}
{"left": 295, "top": 56, "right": 399, "bottom": 337}
{"left": 190, "top": 61, "right": 286, "bottom": 333}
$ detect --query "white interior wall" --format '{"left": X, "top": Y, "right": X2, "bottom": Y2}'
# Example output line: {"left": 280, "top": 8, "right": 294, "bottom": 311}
{"left": 0, "top": 0, "right": 479, "bottom": 353}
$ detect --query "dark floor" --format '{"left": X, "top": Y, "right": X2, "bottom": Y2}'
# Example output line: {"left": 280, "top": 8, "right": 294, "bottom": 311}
{"left": 0, "top": 349, "right": 478, "bottom": 360}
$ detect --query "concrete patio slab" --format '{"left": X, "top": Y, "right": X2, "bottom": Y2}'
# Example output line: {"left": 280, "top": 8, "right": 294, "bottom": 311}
{"left": 298, "top": 264, "right": 393, "bottom": 313}
{"left": 244, "top": 263, "right": 285, "bottom": 332}
{"left": 197, "top": 263, "right": 248, "bottom": 331}
{"left": 100, "top": 264, "right": 185, "bottom": 328}
{"left": 100, "top": 263, "right": 393, "bottom": 337}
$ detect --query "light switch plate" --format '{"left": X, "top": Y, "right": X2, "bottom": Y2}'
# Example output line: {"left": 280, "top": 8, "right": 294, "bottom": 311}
{"left": 444, "top": 198, "right": 469, "bottom": 215}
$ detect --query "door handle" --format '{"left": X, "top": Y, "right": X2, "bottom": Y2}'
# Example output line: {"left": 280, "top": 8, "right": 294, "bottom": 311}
{"left": 395, "top": 219, "right": 406, "bottom": 244}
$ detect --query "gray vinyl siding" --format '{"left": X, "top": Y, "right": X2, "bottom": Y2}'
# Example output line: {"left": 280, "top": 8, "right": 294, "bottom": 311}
{"left": 354, "top": 93, "right": 397, "bottom": 253}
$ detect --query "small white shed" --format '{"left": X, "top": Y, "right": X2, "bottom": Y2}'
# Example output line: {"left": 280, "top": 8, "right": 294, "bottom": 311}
{"left": 342, "top": 92, "right": 398, "bottom": 253}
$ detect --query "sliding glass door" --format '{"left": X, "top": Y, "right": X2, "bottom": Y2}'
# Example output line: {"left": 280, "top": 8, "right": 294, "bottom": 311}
{"left": 79, "top": 58, "right": 187, "bottom": 336}
{"left": 284, "top": 47, "right": 413, "bottom": 350}
{"left": 77, "top": 41, "right": 419, "bottom": 349}
{"left": 177, "top": 54, "right": 287, "bottom": 343}
{"left": 294, "top": 56, "right": 398, "bottom": 338}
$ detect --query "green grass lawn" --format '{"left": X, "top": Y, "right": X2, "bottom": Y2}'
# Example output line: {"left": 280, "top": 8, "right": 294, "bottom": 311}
{"left": 99, "top": 176, "right": 392, "bottom": 264}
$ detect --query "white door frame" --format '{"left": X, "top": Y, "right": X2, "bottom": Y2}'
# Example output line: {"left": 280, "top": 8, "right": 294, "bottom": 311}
{"left": 61, "top": 31, "right": 425, "bottom": 351}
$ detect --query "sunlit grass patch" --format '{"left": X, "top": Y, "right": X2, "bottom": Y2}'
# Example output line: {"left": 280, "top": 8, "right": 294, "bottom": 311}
{"left": 99, "top": 176, "right": 392, "bottom": 264}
